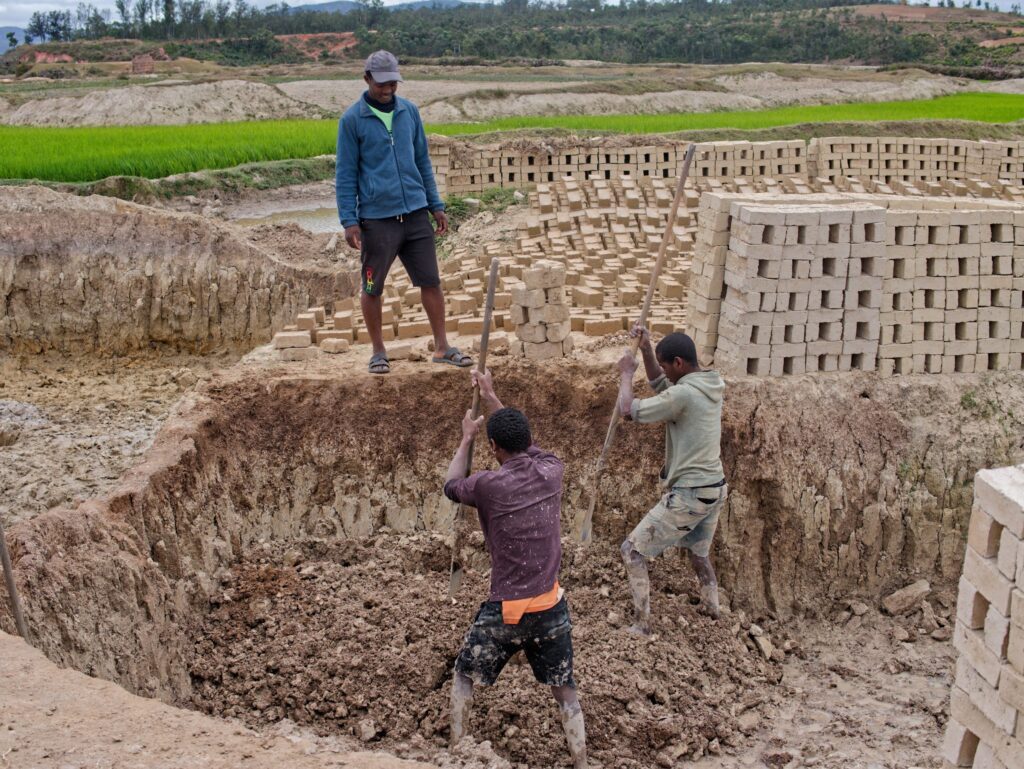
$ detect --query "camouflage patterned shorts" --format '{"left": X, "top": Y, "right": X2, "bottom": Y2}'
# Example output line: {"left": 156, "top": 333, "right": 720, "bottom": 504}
{"left": 627, "top": 483, "right": 727, "bottom": 559}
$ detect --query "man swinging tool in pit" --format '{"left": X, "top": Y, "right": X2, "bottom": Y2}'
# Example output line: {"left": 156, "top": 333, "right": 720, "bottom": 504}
{"left": 442, "top": 368, "right": 587, "bottom": 769}
{"left": 616, "top": 323, "right": 727, "bottom": 636}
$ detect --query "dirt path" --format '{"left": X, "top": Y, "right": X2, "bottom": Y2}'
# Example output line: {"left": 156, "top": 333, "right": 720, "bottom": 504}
{"left": 0, "top": 631, "right": 435, "bottom": 769}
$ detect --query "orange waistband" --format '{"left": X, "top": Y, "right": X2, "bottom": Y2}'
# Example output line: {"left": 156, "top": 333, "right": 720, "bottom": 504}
{"left": 501, "top": 581, "right": 562, "bottom": 625}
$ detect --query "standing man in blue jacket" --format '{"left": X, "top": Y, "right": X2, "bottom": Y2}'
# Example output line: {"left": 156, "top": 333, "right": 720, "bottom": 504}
{"left": 336, "top": 50, "right": 472, "bottom": 375}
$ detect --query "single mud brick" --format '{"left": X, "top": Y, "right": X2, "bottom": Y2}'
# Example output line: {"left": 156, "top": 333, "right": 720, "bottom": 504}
{"left": 447, "top": 294, "right": 477, "bottom": 315}
{"left": 584, "top": 318, "right": 623, "bottom": 337}
{"left": 997, "top": 528, "right": 1020, "bottom": 582}
{"left": 388, "top": 342, "right": 413, "bottom": 360}
{"left": 651, "top": 319, "right": 675, "bottom": 335}
{"left": 516, "top": 323, "right": 547, "bottom": 344}
{"left": 965, "top": 547, "right": 1014, "bottom": 617}
{"left": 657, "top": 276, "right": 685, "bottom": 299}
{"left": 471, "top": 331, "right": 508, "bottom": 354}
{"left": 523, "top": 340, "right": 564, "bottom": 361}
{"left": 280, "top": 346, "right": 318, "bottom": 362}
{"left": 335, "top": 297, "right": 355, "bottom": 311}
{"left": 562, "top": 335, "right": 574, "bottom": 356}
{"left": 941, "top": 719, "right": 979, "bottom": 767}
{"left": 309, "top": 307, "right": 326, "bottom": 325}
{"left": 999, "top": 662, "right": 1024, "bottom": 712}
{"left": 1011, "top": 624, "right": 1024, "bottom": 674}
{"left": 955, "top": 657, "right": 1018, "bottom": 735}
{"left": 458, "top": 317, "right": 487, "bottom": 335}
{"left": 546, "top": 320, "right": 571, "bottom": 343}
{"left": 971, "top": 743, "right": 1008, "bottom": 769}
{"left": 333, "top": 311, "right": 354, "bottom": 330}
{"left": 882, "top": 579, "right": 931, "bottom": 615}
{"left": 509, "top": 338, "right": 524, "bottom": 357}
{"left": 959, "top": 576, "right": 992, "bottom": 631}
{"left": 984, "top": 603, "right": 1011, "bottom": 659}
{"left": 955, "top": 620, "right": 1003, "bottom": 687}
{"left": 272, "top": 331, "right": 312, "bottom": 349}
{"left": 511, "top": 286, "right": 547, "bottom": 309}
{"left": 320, "top": 338, "right": 350, "bottom": 354}
{"left": 314, "top": 329, "right": 351, "bottom": 344}
{"left": 295, "top": 312, "right": 317, "bottom": 331}
{"left": 493, "top": 291, "right": 512, "bottom": 310}
{"left": 975, "top": 467, "right": 1024, "bottom": 539}
{"left": 509, "top": 304, "right": 529, "bottom": 326}
{"left": 402, "top": 287, "right": 422, "bottom": 307}
{"left": 531, "top": 303, "right": 570, "bottom": 324}
{"left": 397, "top": 320, "right": 431, "bottom": 339}
{"left": 522, "top": 260, "right": 567, "bottom": 290}
{"left": 573, "top": 286, "right": 604, "bottom": 308}
{"left": 546, "top": 286, "right": 567, "bottom": 305}
{"left": 356, "top": 326, "right": 395, "bottom": 343}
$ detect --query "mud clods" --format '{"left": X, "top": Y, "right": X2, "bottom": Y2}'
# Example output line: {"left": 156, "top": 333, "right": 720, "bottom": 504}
{"left": 187, "top": 535, "right": 779, "bottom": 768}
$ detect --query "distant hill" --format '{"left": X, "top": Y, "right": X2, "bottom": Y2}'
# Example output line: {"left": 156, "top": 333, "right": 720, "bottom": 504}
{"left": 0, "top": 27, "right": 26, "bottom": 54}
{"left": 289, "top": 0, "right": 464, "bottom": 14}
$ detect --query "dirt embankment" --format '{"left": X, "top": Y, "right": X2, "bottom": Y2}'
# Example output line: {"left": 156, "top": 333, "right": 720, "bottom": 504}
{"left": 0, "top": 186, "right": 355, "bottom": 355}
{"left": 3, "top": 79, "right": 328, "bottom": 126}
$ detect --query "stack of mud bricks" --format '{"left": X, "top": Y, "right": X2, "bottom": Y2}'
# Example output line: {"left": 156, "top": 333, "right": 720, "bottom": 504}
{"left": 809, "top": 137, "right": 1024, "bottom": 187}
{"left": 509, "top": 259, "right": 574, "bottom": 360}
{"left": 880, "top": 207, "right": 1024, "bottom": 375}
{"left": 691, "top": 140, "right": 805, "bottom": 182}
{"left": 712, "top": 201, "right": 886, "bottom": 376}
{"left": 941, "top": 465, "right": 1024, "bottom": 769}
{"left": 429, "top": 138, "right": 811, "bottom": 195}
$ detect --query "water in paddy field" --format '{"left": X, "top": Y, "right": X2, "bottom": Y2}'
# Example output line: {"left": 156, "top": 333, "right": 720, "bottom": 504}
{"left": 233, "top": 207, "right": 339, "bottom": 233}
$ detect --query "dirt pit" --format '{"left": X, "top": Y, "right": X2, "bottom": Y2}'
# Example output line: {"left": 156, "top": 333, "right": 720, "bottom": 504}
{"left": 188, "top": 535, "right": 779, "bottom": 768}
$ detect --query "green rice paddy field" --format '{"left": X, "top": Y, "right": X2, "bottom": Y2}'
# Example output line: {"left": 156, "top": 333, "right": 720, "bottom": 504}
{"left": 2, "top": 93, "right": 1023, "bottom": 183}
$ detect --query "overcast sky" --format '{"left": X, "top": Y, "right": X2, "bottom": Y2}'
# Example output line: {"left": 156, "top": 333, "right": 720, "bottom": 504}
{"left": 1, "top": 0, "right": 1021, "bottom": 31}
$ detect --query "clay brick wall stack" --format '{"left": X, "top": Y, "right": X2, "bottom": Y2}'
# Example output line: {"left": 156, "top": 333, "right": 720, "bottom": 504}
{"left": 508, "top": 259, "right": 574, "bottom": 360}
{"left": 429, "top": 137, "right": 1024, "bottom": 197}
{"left": 941, "top": 464, "right": 1024, "bottom": 769}
{"left": 687, "top": 192, "right": 1024, "bottom": 377}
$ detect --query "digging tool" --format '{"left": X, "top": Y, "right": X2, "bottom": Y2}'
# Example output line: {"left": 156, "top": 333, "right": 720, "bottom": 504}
{"left": 0, "top": 517, "right": 28, "bottom": 640}
{"left": 573, "top": 143, "right": 696, "bottom": 544}
{"left": 448, "top": 256, "right": 501, "bottom": 597}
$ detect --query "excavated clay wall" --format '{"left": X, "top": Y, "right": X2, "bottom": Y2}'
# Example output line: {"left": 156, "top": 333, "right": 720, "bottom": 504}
{"left": 0, "top": 187, "right": 353, "bottom": 354}
{"left": 1, "top": 363, "right": 1021, "bottom": 703}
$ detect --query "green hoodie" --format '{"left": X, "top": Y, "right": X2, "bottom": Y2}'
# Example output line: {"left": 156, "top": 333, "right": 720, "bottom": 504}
{"left": 630, "top": 370, "right": 725, "bottom": 489}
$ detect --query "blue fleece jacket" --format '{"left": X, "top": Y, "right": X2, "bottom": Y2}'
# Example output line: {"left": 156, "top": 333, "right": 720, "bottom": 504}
{"left": 335, "top": 94, "right": 445, "bottom": 228}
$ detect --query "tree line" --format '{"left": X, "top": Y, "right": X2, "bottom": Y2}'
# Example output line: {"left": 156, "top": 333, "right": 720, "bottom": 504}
{"left": 8, "top": 0, "right": 1020, "bottom": 68}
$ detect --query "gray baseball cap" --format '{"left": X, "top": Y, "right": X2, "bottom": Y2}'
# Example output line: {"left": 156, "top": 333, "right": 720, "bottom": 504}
{"left": 364, "top": 50, "right": 403, "bottom": 83}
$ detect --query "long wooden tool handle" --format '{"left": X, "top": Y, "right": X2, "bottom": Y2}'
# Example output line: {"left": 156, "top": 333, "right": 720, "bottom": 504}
{"left": 464, "top": 257, "right": 501, "bottom": 468}
{"left": 0, "top": 518, "right": 28, "bottom": 640}
{"left": 448, "top": 257, "right": 500, "bottom": 596}
{"left": 574, "top": 145, "right": 697, "bottom": 544}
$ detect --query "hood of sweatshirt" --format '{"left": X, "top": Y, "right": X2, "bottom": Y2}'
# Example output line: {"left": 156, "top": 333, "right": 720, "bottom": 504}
{"left": 681, "top": 369, "right": 725, "bottom": 403}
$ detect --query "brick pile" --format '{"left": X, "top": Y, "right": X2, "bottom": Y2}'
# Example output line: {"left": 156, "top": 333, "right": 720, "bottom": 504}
{"left": 429, "top": 136, "right": 1024, "bottom": 196}
{"left": 687, "top": 192, "right": 1024, "bottom": 377}
{"left": 508, "top": 259, "right": 574, "bottom": 360}
{"left": 941, "top": 465, "right": 1024, "bottom": 769}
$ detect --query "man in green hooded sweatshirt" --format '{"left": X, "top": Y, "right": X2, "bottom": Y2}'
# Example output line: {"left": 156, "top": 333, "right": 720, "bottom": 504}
{"left": 616, "top": 324, "right": 727, "bottom": 635}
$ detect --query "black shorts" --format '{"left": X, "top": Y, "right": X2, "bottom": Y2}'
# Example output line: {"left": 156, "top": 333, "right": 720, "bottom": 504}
{"left": 359, "top": 208, "right": 440, "bottom": 296}
{"left": 454, "top": 597, "right": 575, "bottom": 688}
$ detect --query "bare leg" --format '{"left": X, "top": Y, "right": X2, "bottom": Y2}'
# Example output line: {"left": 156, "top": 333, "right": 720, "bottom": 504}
{"left": 689, "top": 551, "right": 720, "bottom": 619}
{"left": 551, "top": 685, "right": 587, "bottom": 769}
{"left": 620, "top": 539, "right": 651, "bottom": 636}
{"left": 360, "top": 292, "right": 386, "bottom": 356}
{"left": 421, "top": 285, "right": 452, "bottom": 355}
{"left": 450, "top": 671, "right": 474, "bottom": 747}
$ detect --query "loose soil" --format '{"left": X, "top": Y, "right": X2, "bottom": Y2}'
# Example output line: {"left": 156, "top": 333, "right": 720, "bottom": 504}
{"left": 188, "top": 535, "right": 780, "bottom": 768}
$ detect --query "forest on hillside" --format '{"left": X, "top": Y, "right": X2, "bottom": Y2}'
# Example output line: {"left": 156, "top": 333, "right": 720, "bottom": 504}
{"left": 6, "top": 0, "right": 1023, "bottom": 69}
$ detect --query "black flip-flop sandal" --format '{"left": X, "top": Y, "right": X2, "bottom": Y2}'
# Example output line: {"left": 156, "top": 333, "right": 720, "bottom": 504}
{"left": 432, "top": 346, "right": 473, "bottom": 368}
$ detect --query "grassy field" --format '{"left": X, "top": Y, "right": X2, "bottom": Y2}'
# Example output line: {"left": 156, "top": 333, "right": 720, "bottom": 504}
{"left": 3, "top": 93, "right": 1024, "bottom": 183}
